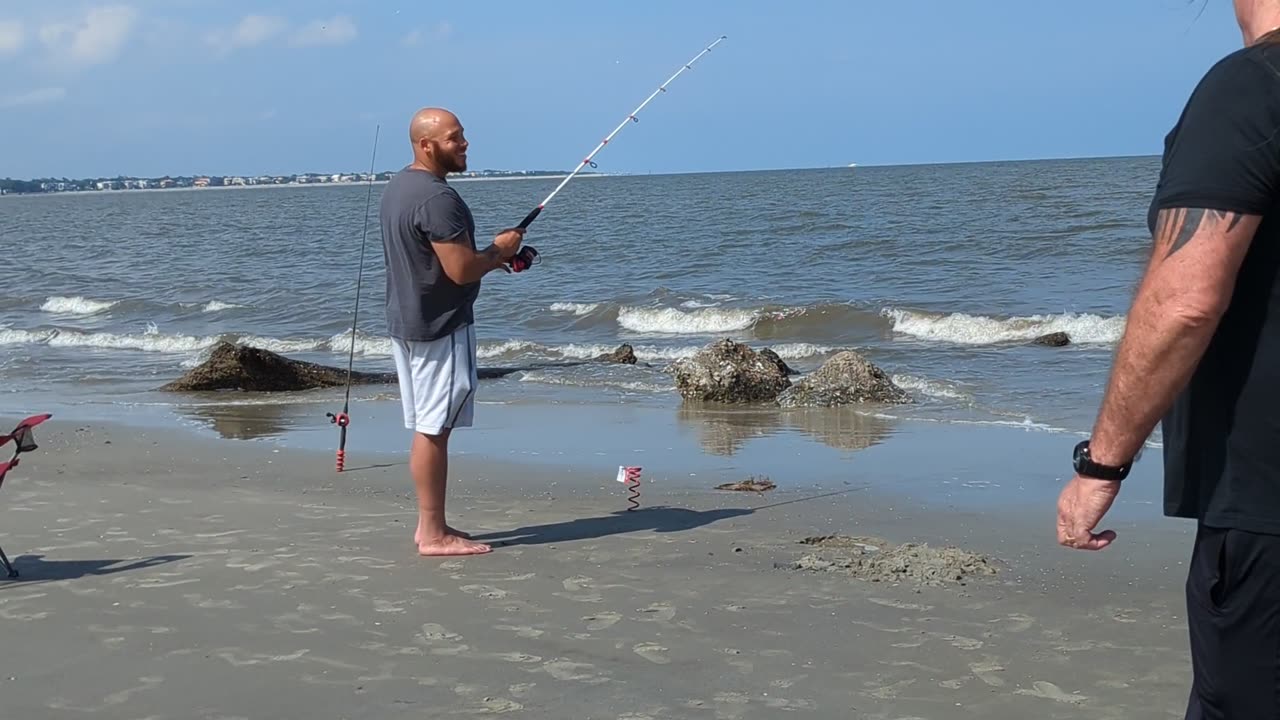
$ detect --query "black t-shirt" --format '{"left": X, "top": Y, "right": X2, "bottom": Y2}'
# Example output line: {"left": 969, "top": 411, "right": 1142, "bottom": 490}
{"left": 1151, "top": 42, "right": 1280, "bottom": 533}
{"left": 378, "top": 167, "right": 479, "bottom": 342}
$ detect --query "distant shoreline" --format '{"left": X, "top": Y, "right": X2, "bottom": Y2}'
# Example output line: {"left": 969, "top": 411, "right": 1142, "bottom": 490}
{"left": 0, "top": 173, "right": 613, "bottom": 198}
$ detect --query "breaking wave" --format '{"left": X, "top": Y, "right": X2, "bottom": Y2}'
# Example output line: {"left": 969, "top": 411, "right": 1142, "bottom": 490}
{"left": 882, "top": 307, "right": 1126, "bottom": 345}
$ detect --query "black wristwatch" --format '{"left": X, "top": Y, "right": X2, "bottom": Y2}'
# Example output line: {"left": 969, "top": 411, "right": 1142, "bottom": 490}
{"left": 1073, "top": 440, "right": 1132, "bottom": 481}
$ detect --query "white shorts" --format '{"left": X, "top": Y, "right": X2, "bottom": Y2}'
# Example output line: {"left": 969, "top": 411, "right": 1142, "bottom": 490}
{"left": 390, "top": 323, "right": 478, "bottom": 435}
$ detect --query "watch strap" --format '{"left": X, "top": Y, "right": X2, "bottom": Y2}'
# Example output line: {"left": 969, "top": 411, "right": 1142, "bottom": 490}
{"left": 1073, "top": 440, "right": 1131, "bottom": 481}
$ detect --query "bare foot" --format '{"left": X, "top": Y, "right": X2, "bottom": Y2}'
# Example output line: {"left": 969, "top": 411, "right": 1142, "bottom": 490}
{"left": 418, "top": 535, "right": 492, "bottom": 556}
{"left": 415, "top": 525, "right": 471, "bottom": 544}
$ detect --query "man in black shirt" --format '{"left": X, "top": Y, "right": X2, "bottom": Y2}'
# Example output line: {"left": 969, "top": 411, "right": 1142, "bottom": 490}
{"left": 1056, "top": 2, "right": 1280, "bottom": 715}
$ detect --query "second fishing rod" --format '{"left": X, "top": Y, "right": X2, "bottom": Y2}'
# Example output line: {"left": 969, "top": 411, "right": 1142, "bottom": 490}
{"left": 504, "top": 34, "right": 727, "bottom": 274}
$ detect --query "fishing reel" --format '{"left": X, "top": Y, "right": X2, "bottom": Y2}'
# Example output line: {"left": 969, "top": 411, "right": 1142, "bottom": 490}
{"left": 326, "top": 411, "right": 350, "bottom": 428}
{"left": 507, "top": 245, "right": 540, "bottom": 273}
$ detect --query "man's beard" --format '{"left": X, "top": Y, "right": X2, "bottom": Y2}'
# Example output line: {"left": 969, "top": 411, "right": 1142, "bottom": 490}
{"left": 441, "top": 153, "right": 466, "bottom": 173}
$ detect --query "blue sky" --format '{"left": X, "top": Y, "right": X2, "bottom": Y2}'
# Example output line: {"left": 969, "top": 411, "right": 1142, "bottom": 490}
{"left": 0, "top": 0, "right": 1246, "bottom": 178}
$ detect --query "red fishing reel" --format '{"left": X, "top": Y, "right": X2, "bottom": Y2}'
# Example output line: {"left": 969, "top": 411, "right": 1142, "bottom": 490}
{"left": 326, "top": 410, "right": 350, "bottom": 472}
{"left": 508, "top": 246, "right": 540, "bottom": 273}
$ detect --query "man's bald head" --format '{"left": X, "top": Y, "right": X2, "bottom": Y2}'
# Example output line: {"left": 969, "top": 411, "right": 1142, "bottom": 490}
{"left": 408, "top": 107, "right": 468, "bottom": 176}
{"left": 410, "top": 107, "right": 459, "bottom": 144}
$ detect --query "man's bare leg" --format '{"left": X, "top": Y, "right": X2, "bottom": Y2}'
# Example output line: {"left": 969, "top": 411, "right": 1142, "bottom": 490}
{"left": 410, "top": 428, "right": 490, "bottom": 556}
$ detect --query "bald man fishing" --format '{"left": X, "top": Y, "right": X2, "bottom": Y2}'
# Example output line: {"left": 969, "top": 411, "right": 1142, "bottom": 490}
{"left": 379, "top": 107, "right": 524, "bottom": 556}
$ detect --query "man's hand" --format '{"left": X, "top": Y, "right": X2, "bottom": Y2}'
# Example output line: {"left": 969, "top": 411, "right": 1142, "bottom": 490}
{"left": 493, "top": 227, "right": 524, "bottom": 259}
{"left": 1056, "top": 475, "right": 1121, "bottom": 550}
{"left": 433, "top": 227, "right": 524, "bottom": 284}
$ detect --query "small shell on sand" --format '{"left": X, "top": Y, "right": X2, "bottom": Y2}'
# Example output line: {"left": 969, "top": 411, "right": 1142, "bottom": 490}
{"left": 715, "top": 476, "right": 776, "bottom": 492}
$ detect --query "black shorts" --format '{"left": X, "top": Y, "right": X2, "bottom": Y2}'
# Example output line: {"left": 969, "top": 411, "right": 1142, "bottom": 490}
{"left": 1184, "top": 523, "right": 1280, "bottom": 718}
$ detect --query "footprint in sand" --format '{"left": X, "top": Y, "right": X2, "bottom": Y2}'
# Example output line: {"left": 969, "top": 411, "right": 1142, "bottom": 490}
{"left": 460, "top": 585, "right": 510, "bottom": 600}
{"left": 1002, "top": 613, "right": 1035, "bottom": 633}
{"left": 557, "top": 576, "right": 603, "bottom": 603}
{"left": 538, "top": 660, "right": 609, "bottom": 685}
{"left": 507, "top": 683, "right": 536, "bottom": 697}
{"left": 970, "top": 660, "right": 1006, "bottom": 687}
{"left": 419, "top": 623, "right": 462, "bottom": 643}
{"left": 475, "top": 697, "right": 523, "bottom": 713}
{"left": 373, "top": 598, "right": 406, "bottom": 613}
{"left": 1111, "top": 608, "right": 1140, "bottom": 623}
{"left": 928, "top": 633, "right": 983, "bottom": 651}
{"left": 483, "top": 652, "right": 542, "bottom": 664}
{"left": 635, "top": 603, "right": 676, "bottom": 622}
{"left": 419, "top": 623, "right": 471, "bottom": 655}
{"left": 866, "top": 678, "right": 916, "bottom": 700}
{"left": 562, "top": 576, "right": 594, "bottom": 592}
{"left": 1015, "top": 680, "right": 1088, "bottom": 705}
{"left": 632, "top": 643, "right": 670, "bottom": 664}
{"left": 583, "top": 612, "right": 622, "bottom": 631}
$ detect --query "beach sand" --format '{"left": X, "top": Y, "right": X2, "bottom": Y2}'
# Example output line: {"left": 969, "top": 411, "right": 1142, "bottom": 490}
{"left": 0, "top": 419, "right": 1194, "bottom": 719}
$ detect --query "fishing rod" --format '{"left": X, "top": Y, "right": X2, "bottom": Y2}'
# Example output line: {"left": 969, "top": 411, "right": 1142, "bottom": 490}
{"left": 326, "top": 123, "right": 381, "bottom": 472}
{"left": 505, "top": 34, "right": 728, "bottom": 273}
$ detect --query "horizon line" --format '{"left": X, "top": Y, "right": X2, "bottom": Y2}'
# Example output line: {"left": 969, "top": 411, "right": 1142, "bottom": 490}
{"left": 5, "top": 152, "right": 1163, "bottom": 184}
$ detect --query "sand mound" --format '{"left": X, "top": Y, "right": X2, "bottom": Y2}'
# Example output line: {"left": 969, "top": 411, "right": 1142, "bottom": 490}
{"left": 787, "top": 534, "right": 998, "bottom": 587}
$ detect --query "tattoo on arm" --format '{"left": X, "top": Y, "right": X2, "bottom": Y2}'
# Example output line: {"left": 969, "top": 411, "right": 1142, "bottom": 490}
{"left": 1154, "top": 207, "right": 1245, "bottom": 258}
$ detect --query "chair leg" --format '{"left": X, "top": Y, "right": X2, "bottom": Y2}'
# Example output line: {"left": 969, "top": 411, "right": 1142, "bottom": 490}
{"left": 0, "top": 544, "right": 16, "bottom": 578}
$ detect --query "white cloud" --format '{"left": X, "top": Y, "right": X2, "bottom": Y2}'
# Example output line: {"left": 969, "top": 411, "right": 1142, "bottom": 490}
{"left": 288, "top": 15, "right": 356, "bottom": 48}
{"left": 401, "top": 29, "right": 421, "bottom": 47}
{"left": 38, "top": 5, "right": 138, "bottom": 69}
{"left": 0, "top": 20, "right": 23, "bottom": 54}
{"left": 1, "top": 87, "right": 67, "bottom": 109}
{"left": 206, "top": 14, "right": 287, "bottom": 53}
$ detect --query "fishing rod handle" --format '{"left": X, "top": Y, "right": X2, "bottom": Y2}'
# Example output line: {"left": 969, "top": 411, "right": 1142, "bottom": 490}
{"left": 517, "top": 206, "right": 542, "bottom": 229}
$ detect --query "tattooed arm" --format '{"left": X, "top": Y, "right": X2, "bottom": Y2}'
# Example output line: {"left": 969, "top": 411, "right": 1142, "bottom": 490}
{"left": 1057, "top": 51, "right": 1280, "bottom": 551}
{"left": 1084, "top": 207, "right": 1261, "bottom": 468}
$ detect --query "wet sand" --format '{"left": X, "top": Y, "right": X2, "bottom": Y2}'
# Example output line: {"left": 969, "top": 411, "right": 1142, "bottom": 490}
{"left": 0, "top": 420, "right": 1195, "bottom": 718}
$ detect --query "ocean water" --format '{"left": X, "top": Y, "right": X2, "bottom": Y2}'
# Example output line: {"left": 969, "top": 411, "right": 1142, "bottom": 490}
{"left": 1, "top": 157, "right": 1160, "bottom": 451}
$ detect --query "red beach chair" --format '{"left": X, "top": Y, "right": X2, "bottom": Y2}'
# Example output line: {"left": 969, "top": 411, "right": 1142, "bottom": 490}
{"left": 0, "top": 413, "right": 51, "bottom": 578}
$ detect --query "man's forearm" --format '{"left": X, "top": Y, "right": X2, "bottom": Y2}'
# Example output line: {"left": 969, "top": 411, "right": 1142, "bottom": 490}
{"left": 1087, "top": 287, "right": 1221, "bottom": 467}
{"left": 455, "top": 244, "right": 506, "bottom": 284}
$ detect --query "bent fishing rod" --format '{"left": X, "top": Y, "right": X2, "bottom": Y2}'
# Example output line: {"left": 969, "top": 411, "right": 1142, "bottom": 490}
{"left": 505, "top": 34, "right": 727, "bottom": 273}
{"left": 327, "top": 123, "right": 381, "bottom": 472}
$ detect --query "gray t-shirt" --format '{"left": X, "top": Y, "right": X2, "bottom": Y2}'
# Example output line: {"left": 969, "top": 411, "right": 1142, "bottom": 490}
{"left": 378, "top": 167, "right": 479, "bottom": 341}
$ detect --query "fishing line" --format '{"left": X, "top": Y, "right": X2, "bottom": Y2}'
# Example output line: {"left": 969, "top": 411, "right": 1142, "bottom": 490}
{"left": 327, "top": 123, "right": 381, "bottom": 472}
{"left": 505, "top": 34, "right": 727, "bottom": 272}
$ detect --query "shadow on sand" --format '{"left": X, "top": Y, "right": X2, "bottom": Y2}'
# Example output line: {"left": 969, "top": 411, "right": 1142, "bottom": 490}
{"left": 0, "top": 553, "right": 190, "bottom": 588}
{"left": 470, "top": 489, "right": 863, "bottom": 547}
{"left": 471, "top": 506, "right": 753, "bottom": 547}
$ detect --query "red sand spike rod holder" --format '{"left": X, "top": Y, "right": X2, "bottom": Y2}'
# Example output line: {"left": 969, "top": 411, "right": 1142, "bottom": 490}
{"left": 508, "top": 35, "right": 728, "bottom": 240}
{"left": 327, "top": 124, "right": 381, "bottom": 472}
{"left": 617, "top": 466, "right": 643, "bottom": 511}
